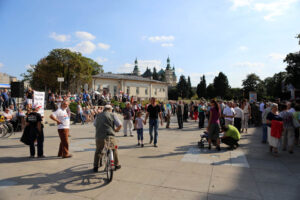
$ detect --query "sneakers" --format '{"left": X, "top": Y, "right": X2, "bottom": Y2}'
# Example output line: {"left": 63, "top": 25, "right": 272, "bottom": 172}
{"left": 141, "top": 144, "right": 144, "bottom": 148}
{"left": 149, "top": 139, "right": 153, "bottom": 144}
{"left": 130, "top": 135, "right": 134, "bottom": 137}
{"left": 154, "top": 144, "right": 158, "bottom": 148}
{"left": 137, "top": 143, "right": 140, "bottom": 146}
{"left": 38, "top": 155, "right": 46, "bottom": 158}
{"left": 124, "top": 135, "right": 127, "bottom": 137}
{"left": 62, "top": 154, "right": 73, "bottom": 159}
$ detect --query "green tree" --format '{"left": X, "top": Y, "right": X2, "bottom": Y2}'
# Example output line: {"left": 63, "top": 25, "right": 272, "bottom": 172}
{"left": 196, "top": 75, "right": 207, "bottom": 98}
{"left": 284, "top": 34, "right": 300, "bottom": 89}
{"left": 159, "top": 71, "right": 166, "bottom": 82}
{"left": 264, "top": 72, "right": 287, "bottom": 99}
{"left": 187, "top": 76, "right": 194, "bottom": 98}
{"left": 206, "top": 84, "right": 215, "bottom": 99}
{"left": 176, "top": 75, "right": 188, "bottom": 98}
{"left": 228, "top": 88, "right": 243, "bottom": 100}
{"left": 21, "top": 48, "right": 103, "bottom": 93}
{"left": 213, "top": 72, "right": 230, "bottom": 98}
{"left": 152, "top": 67, "right": 159, "bottom": 80}
{"left": 242, "top": 73, "right": 262, "bottom": 98}
{"left": 168, "top": 87, "right": 178, "bottom": 100}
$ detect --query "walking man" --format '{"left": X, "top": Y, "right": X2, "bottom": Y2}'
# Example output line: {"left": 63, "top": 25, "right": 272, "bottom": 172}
{"left": 223, "top": 102, "right": 235, "bottom": 126}
{"left": 144, "top": 97, "right": 163, "bottom": 147}
{"left": 176, "top": 101, "right": 184, "bottom": 129}
{"left": 50, "top": 100, "right": 72, "bottom": 158}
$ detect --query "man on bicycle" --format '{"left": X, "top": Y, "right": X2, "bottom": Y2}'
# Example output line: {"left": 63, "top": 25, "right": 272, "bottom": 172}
{"left": 93, "top": 104, "right": 122, "bottom": 172}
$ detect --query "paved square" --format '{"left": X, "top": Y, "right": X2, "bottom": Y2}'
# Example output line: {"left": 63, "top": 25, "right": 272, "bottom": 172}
{"left": 1, "top": 117, "right": 300, "bottom": 200}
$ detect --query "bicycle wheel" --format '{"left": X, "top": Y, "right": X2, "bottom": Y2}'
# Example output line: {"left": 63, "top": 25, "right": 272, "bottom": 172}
{"left": 1, "top": 124, "right": 8, "bottom": 138}
{"left": 106, "top": 150, "right": 114, "bottom": 182}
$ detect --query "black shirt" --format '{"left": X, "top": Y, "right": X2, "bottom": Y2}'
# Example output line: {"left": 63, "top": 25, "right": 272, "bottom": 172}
{"left": 147, "top": 104, "right": 161, "bottom": 119}
{"left": 266, "top": 112, "right": 282, "bottom": 127}
{"left": 26, "top": 112, "right": 42, "bottom": 127}
{"left": 26, "top": 91, "right": 33, "bottom": 99}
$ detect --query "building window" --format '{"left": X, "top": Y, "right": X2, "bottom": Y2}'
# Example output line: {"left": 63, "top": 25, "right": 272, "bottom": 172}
{"left": 127, "top": 86, "right": 130, "bottom": 95}
{"left": 136, "top": 87, "right": 139, "bottom": 95}
{"left": 155, "top": 89, "right": 157, "bottom": 95}
{"left": 163, "top": 88, "right": 165, "bottom": 92}
{"left": 114, "top": 86, "right": 117, "bottom": 96}
{"left": 145, "top": 88, "right": 148, "bottom": 95}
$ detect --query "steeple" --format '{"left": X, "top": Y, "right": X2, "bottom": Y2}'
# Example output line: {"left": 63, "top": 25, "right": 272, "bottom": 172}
{"left": 166, "top": 56, "right": 171, "bottom": 70}
{"left": 133, "top": 58, "right": 140, "bottom": 76}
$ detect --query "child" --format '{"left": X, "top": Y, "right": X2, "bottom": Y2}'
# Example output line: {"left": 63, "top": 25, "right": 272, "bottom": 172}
{"left": 134, "top": 111, "right": 144, "bottom": 147}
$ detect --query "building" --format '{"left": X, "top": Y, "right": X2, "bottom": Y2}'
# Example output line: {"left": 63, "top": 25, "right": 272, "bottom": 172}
{"left": 0, "top": 72, "right": 17, "bottom": 88}
{"left": 91, "top": 73, "right": 168, "bottom": 100}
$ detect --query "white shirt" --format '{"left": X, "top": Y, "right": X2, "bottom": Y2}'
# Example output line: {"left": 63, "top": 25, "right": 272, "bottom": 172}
{"left": 52, "top": 108, "right": 70, "bottom": 129}
{"left": 259, "top": 103, "right": 265, "bottom": 112}
{"left": 234, "top": 107, "right": 244, "bottom": 119}
{"left": 223, "top": 106, "right": 235, "bottom": 121}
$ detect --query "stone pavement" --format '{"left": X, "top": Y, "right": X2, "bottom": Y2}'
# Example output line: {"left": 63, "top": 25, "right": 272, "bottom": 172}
{"left": 0, "top": 117, "right": 300, "bottom": 200}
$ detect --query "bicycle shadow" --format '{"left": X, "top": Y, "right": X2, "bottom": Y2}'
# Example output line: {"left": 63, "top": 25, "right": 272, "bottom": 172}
{"left": 0, "top": 163, "right": 109, "bottom": 195}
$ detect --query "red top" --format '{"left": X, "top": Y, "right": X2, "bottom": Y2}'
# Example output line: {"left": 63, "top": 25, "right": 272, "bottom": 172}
{"left": 271, "top": 120, "right": 283, "bottom": 139}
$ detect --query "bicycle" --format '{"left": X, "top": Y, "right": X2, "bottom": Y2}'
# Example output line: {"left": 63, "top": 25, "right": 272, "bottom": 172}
{"left": 102, "top": 136, "right": 118, "bottom": 182}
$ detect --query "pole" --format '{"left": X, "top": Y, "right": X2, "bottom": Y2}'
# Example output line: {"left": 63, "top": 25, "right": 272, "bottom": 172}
{"left": 60, "top": 82, "right": 62, "bottom": 96}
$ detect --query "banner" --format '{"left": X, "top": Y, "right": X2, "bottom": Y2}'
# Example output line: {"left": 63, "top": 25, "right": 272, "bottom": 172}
{"left": 249, "top": 92, "right": 257, "bottom": 103}
{"left": 33, "top": 91, "right": 45, "bottom": 117}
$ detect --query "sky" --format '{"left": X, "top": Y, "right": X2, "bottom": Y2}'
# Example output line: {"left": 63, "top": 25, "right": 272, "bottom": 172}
{"left": 0, "top": 0, "right": 299, "bottom": 87}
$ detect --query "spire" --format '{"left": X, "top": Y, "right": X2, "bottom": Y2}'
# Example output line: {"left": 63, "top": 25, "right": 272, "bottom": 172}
{"left": 166, "top": 56, "right": 171, "bottom": 70}
{"left": 133, "top": 58, "right": 140, "bottom": 75}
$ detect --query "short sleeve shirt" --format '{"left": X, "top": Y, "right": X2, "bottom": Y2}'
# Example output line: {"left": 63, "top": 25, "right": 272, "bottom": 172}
{"left": 147, "top": 104, "right": 161, "bottom": 119}
{"left": 26, "top": 112, "right": 42, "bottom": 127}
{"left": 266, "top": 112, "right": 282, "bottom": 127}
{"left": 123, "top": 107, "right": 134, "bottom": 120}
{"left": 52, "top": 108, "right": 70, "bottom": 129}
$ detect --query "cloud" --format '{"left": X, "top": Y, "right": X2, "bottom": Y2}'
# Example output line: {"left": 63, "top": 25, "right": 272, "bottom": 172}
{"left": 176, "top": 68, "right": 184, "bottom": 74}
{"left": 234, "top": 62, "right": 264, "bottom": 68}
{"left": 146, "top": 35, "right": 175, "bottom": 43}
{"left": 239, "top": 46, "right": 248, "bottom": 51}
{"left": 98, "top": 42, "right": 110, "bottom": 50}
{"left": 96, "top": 57, "right": 108, "bottom": 64}
{"left": 0, "top": 62, "right": 3, "bottom": 68}
{"left": 161, "top": 43, "right": 174, "bottom": 47}
{"left": 75, "top": 31, "right": 96, "bottom": 40}
{"left": 69, "top": 41, "right": 96, "bottom": 54}
{"left": 24, "top": 64, "right": 33, "bottom": 70}
{"left": 188, "top": 71, "right": 220, "bottom": 86}
{"left": 49, "top": 32, "right": 70, "bottom": 42}
{"left": 117, "top": 60, "right": 162, "bottom": 73}
{"left": 269, "top": 53, "right": 285, "bottom": 61}
{"left": 229, "top": 0, "right": 298, "bottom": 21}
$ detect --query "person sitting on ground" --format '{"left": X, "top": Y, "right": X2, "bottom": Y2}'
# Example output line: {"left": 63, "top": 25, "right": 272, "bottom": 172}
{"left": 221, "top": 124, "right": 241, "bottom": 150}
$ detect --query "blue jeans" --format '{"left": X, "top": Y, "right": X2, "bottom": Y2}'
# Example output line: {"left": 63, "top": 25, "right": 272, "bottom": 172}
{"left": 137, "top": 128, "right": 143, "bottom": 141}
{"left": 149, "top": 119, "right": 158, "bottom": 144}
{"left": 262, "top": 124, "right": 268, "bottom": 142}
{"left": 76, "top": 112, "right": 85, "bottom": 124}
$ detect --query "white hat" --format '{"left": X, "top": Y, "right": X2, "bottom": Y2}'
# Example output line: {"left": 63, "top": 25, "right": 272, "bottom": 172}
{"left": 104, "top": 105, "right": 113, "bottom": 110}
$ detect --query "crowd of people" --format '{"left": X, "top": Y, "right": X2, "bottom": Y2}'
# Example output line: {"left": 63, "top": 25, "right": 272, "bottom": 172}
{"left": 1, "top": 87, "right": 300, "bottom": 172}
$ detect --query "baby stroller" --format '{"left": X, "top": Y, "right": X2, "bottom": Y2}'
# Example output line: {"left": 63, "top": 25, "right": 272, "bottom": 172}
{"left": 198, "top": 131, "right": 217, "bottom": 148}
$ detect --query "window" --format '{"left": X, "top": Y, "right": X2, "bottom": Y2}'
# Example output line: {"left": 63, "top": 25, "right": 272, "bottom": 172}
{"left": 127, "top": 86, "right": 130, "bottom": 95}
{"left": 145, "top": 88, "right": 148, "bottom": 95}
{"left": 136, "top": 87, "right": 139, "bottom": 95}
{"left": 163, "top": 88, "right": 165, "bottom": 92}
{"left": 114, "top": 86, "right": 117, "bottom": 96}
{"left": 154, "top": 89, "right": 157, "bottom": 95}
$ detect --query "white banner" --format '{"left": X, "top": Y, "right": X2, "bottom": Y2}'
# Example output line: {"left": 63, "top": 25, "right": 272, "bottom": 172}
{"left": 33, "top": 91, "right": 45, "bottom": 117}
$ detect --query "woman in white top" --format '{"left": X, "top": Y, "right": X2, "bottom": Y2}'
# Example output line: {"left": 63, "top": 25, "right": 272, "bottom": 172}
{"left": 241, "top": 99, "right": 251, "bottom": 133}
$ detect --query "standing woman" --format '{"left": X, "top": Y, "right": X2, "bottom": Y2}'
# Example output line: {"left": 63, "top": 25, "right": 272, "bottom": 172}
{"left": 193, "top": 102, "right": 199, "bottom": 122}
{"left": 266, "top": 103, "right": 283, "bottom": 156}
{"left": 207, "top": 99, "right": 221, "bottom": 151}
{"left": 241, "top": 99, "right": 251, "bottom": 133}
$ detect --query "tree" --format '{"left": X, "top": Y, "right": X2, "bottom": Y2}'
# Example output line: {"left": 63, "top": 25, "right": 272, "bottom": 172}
{"left": 168, "top": 87, "right": 178, "bottom": 100}
{"left": 242, "top": 73, "right": 262, "bottom": 98}
{"left": 152, "top": 67, "right": 159, "bottom": 80}
{"left": 142, "top": 67, "right": 152, "bottom": 78}
{"left": 196, "top": 75, "right": 207, "bottom": 98}
{"left": 284, "top": 54, "right": 300, "bottom": 89}
{"left": 159, "top": 71, "right": 166, "bottom": 82}
{"left": 187, "top": 76, "right": 194, "bottom": 98}
{"left": 206, "top": 84, "right": 215, "bottom": 99}
{"left": 228, "top": 88, "right": 243, "bottom": 100}
{"left": 21, "top": 48, "right": 103, "bottom": 93}
{"left": 213, "top": 72, "right": 230, "bottom": 98}
{"left": 264, "top": 72, "right": 287, "bottom": 99}
{"left": 176, "top": 75, "right": 188, "bottom": 98}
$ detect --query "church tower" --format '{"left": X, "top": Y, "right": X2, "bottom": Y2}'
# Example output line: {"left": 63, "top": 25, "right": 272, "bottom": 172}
{"left": 165, "top": 56, "right": 176, "bottom": 86}
{"left": 132, "top": 58, "right": 140, "bottom": 76}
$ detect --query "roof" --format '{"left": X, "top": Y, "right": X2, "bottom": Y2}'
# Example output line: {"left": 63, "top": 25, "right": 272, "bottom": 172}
{"left": 93, "top": 73, "right": 168, "bottom": 84}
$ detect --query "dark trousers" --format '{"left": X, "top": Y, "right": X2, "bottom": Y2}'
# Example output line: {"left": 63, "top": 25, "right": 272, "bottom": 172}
{"left": 177, "top": 114, "right": 183, "bottom": 129}
{"left": 149, "top": 119, "right": 158, "bottom": 144}
{"left": 221, "top": 137, "right": 239, "bottom": 148}
{"left": 29, "top": 131, "right": 44, "bottom": 156}
{"left": 234, "top": 118, "right": 242, "bottom": 133}
{"left": 58, "top": 129, "right": 70, "bottom": 157}
{"left": 198, "top": 112, "right": 205, "bottom": 128}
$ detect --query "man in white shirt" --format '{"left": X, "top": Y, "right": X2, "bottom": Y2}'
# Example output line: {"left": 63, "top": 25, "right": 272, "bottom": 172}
{"left": 223, "top": 102, "right": 235, "bottom": 126}
{"left": 233, "top": 103, "right": 243, "bottom": 133}
{"left": 50, "top": 100, "right": 72, "bottom": 158}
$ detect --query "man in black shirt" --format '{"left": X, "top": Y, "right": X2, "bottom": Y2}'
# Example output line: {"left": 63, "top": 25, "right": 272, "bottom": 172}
{"left": 26, "top": 105, "right": 44, "bottom": 158}
{"left": 144, "top": 98, "right": 163, "bottom": 147}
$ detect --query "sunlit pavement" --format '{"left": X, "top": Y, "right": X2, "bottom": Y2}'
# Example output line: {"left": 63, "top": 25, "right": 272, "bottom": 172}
{"left": 1, "top": 116, "right": 300, "bottom": 200}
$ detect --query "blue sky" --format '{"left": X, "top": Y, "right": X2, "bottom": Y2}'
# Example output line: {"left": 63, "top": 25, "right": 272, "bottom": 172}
{"left": 0, "top": 0, "right": 299, "bottom": 87}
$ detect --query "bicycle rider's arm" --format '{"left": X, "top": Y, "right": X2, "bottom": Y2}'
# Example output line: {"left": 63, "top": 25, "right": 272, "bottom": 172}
{"left": 113, "top": 113, "right": 122, "bottom": 132}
